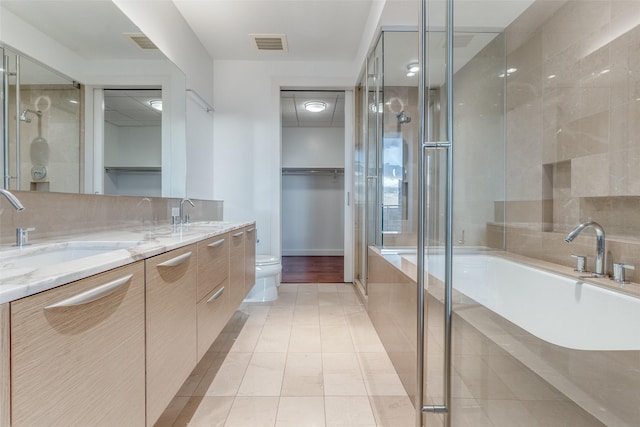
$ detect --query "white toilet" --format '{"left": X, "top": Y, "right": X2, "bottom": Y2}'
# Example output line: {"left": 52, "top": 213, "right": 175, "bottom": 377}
{"left": 244, "top": 255, "right": 281, "bottom": 302}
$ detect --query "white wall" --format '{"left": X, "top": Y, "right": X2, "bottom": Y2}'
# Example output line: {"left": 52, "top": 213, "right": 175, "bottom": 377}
{"left": 211, "top": 2, "right": 387, "bottom": 258}
{"left": 282, "top": 128, "right": 345, "bottom": 168}
{"left": 113, "top": 0, "right": 215, "bottom": 200}
{"left": 282, "top": 126, "right": 345, "bottom": 255}
{"left": 212, "top": 60, "right": 357, "bottom": 257}
{"left": 104, "top": 124, "right": 161, "bottom": 168}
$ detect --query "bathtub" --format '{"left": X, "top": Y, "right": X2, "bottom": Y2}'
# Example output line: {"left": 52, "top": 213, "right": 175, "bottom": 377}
{"left": 404, "top": 253, "right": 640, "bottom": 351}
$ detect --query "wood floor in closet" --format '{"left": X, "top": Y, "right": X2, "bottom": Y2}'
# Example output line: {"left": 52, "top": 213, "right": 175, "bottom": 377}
{"left": 281, "top": 256, "right": 344, "bottom": 283}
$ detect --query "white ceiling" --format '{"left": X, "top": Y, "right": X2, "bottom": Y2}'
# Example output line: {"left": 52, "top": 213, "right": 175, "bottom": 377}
{"left": 104, "top": 89, "right": 162, "bottom": 127}
{"left": 173, "top": 0, "right": 375, "bottom": 62}
{"left": 281, "top": 91, "right": 345, "bottom": 128}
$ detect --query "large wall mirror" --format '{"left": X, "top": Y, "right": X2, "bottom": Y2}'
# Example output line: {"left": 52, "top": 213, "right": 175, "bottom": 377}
{"left": 0, "top": 0, "right": 187, "bottom": 198}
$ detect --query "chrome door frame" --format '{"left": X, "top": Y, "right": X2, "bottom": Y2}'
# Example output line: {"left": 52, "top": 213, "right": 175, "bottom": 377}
{"left": 417, "top": 0, "right": 454, "bottom": 425}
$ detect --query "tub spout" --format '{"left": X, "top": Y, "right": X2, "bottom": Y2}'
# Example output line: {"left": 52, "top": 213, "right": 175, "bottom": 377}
{"left": 565, "top": 221, "right": 605, "bottom": 277}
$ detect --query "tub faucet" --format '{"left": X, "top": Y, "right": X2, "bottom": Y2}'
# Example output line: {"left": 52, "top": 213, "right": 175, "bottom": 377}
{"left": 180, "top": 198, "right": 195, "bottom": 225}
{"left": 565, "top": 221, "right": 605, "bottom": 277}
{"left": 0, "top": 189, "right": 25, "bottom": 211}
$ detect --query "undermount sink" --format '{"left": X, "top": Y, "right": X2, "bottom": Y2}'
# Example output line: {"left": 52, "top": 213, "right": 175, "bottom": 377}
{"left": 0, "top": 241, "right": 140, "bottom": 277}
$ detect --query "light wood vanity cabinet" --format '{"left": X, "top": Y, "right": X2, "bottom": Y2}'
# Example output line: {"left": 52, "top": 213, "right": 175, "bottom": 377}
{"left": 196, "top": 233, "right": 229, "bottom": 302}
{"left": 6, "top": 224, "right": 256, "bottom": 426}
{"left": 245, "top": 226, "right": 257, "bottom": 295}
{"left": 229, "top": 228, "right": 247, "bottom": 308}
{"left": 196, "top": 233, "right": 231, "bottom": 359}
{"left": 10, "top": 262, "right": 146, "bottom": 427}
{"left": 145, "top": 245, "right": 197, "bottom": 427}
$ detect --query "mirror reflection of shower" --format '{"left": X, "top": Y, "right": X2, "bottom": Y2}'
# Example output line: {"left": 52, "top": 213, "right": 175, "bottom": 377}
{"left": 396, "top": 110, "right": 411, "bottom": 124}
{"left": 19, "top": 108, "right": 42, "bottom": 123}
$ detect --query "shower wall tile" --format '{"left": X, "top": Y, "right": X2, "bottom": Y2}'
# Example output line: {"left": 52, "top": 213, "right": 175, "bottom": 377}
{"left": 570, "top": 152, "right": 609, "bottom": 197}
{"left": 504, "top": 0, "right": 640, "bottom": 279}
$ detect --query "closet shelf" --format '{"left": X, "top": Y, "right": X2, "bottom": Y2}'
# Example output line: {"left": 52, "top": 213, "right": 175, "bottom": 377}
{"left": 282, "top": 167, "right": 344, "bottom": 175}
{"left": 105, "top": 166, "right": 161, "bottom": 174}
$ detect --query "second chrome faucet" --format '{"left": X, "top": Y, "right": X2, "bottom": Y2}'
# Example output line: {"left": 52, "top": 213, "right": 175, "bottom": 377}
{"left": 565, "top": 221, "right": 605, "bottom": 277}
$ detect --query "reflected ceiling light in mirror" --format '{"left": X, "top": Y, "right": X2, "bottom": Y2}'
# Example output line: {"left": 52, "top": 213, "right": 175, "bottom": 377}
{"left": 149, "top": 99, "right": 163, "bottom": 111}
{"left": 406, "top": 62, "right": 419, "bottom": 77}
{"left": 498, "top": 67, "right": 517, "bottom": 78}
{"left": 304, "top": 101, "right": 326, "bottom": 112}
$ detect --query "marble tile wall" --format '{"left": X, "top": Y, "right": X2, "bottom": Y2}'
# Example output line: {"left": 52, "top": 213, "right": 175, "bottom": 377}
{"left": 504, "top": 0, "right": 640, "bottom": 281}
{"left": 0, "top": 191, "right": 223, "bottom": 245}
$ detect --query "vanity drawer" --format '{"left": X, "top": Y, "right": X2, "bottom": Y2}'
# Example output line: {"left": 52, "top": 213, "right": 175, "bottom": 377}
{"left": 197, "top": 233, "right": 229, "bottom": 302}
{"left": 196, "top": 281, "right": 229, "bottom": 359}
{"left": 244, "top": 226, "right": 257, "bottom": 295}
{"left": 145, "top": 245, "right": 197, "bottom": 427}
{"left": 229, "top": 228, "right": 246, "bottom": 308}
{"left": 11, "top": 262, "right": 145, "bottom": 427}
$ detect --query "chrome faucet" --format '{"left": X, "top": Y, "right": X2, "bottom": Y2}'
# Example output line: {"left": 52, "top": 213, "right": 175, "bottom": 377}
{"left": 0, "top": 189, "right": 25, "bottom": 211}
{"left": 565, "top": 221, "right": 605, "bottom": 277}
{"left": 179, "top": 198, "right": 195, "bottom": 225}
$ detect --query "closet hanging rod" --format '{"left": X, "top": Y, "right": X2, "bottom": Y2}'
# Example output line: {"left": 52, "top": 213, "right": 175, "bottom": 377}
{"left": 186, "top": 88, "right": 215, "bottom": 113}
{"left": 282, "top": 168, "right": 344, "bottom": 175}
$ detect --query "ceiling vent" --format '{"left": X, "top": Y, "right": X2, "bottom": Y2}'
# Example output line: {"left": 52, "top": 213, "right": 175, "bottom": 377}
{"left": 250, "top": 34, "right": 288, "bottom": 52}
{"left": 442, "top": 34, "right": 474, "bottom": 49}
{"left": 125, "top": 33, "right": 158, "bottom": 50}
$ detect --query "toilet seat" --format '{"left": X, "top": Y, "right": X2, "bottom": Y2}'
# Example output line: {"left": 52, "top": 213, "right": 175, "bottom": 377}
{"left": 256, "top": 255, "right": 280, "bottom": 266}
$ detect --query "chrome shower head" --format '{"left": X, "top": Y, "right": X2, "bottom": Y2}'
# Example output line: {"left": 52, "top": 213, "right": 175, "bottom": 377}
{"left": 19, "top": 109, "right": 31, "bottom": 123}
{"left": 19, "top": 109, "right": 42, "bottom": 123}
{"left": 397, "top": 110, "right": 411, "bottom": 124}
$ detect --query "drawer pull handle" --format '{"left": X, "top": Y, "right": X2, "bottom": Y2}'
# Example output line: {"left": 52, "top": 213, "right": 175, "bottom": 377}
{"left": 246, "top": 227, "right": 255, "bottom": 233}
{"left": 232, "top": 231, "right": 244, "bottom": 238}
{"left": 207, "top": 239, "right": 225, "bottom": 248}
{"left": 44, "top": 274, "right": 133, "bottom": 309}
{"left": 207, "top": 287, "right": 225, "bottom": 303}
{"left": 158, "top": 251, "right": 192, "bottom": 267}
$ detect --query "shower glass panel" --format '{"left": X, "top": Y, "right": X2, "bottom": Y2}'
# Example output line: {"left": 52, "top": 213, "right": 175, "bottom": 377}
{"left": 419, "top": 0, "right": 640, "bottom": 426}
{"left": 2, "top": 47, "right": 81, "bottom": 193}
{"left": 380, "top": 32, "right": 420, "bottom": 248}
{"left": 365, "top": 35, "right": 383, "bottom": 253}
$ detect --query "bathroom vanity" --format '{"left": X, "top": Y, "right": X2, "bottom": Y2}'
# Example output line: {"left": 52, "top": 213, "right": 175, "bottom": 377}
{"left": 0, "top": 221, "right": 255, "bottom": 427}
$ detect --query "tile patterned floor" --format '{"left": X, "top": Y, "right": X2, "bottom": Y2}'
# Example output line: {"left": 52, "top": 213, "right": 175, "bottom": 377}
{"left": 156, "top": 283, "right": 415, "bottom": 427}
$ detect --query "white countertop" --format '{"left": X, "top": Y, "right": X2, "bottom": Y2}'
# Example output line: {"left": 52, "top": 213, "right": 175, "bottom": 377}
{"left": 0, "top": 221, "right": 254, "bottom": 304}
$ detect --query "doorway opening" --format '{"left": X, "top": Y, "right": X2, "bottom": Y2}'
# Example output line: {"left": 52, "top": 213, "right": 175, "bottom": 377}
{"left": 280, "top": 90, "right": 347, "bottom": 283}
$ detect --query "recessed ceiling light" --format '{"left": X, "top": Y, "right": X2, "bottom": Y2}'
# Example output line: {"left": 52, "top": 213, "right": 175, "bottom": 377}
{"left": 406, "top": 72, "right": 416, "bottom": 77}
{"left": 304, "top": 101, "right": 326, "bottom": 113}
{"left": 149, "top": 99, "right": 163, "bottom": 111}
{"left": 407, "top": 63, "right": 419, "bottom": 73}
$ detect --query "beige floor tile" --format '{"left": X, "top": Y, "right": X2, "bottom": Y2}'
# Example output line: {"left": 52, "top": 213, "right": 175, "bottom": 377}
{"left": 357, "top": 352, "right": 406, "bottom": 396}
{"left": 336, "top": 283, "right": 356, "bottom": 293}
{"left": 318, "top": 291, "right": 343, "bottom": 306}
{"left": 278, "top": 283, "right": 299, "bottom": 293}
{"left": 296, "top": 289, "right": 320, "bottom": 305}
{"left": 154, "top": 396, "right": 190, "bottom": 427}
{"left": 177, "top": 351, "right": 220, "bottom": 396}
{"left": 317, "top": 283, "right": 338, "bottom": 293}
{"left": 254, "top": 323, "right": 292, "bottom": 352}
{"left": 369, "top": 395, "right": 415, "bottom": 427}
{"left": 289, "top": 323, "right": 322, "bottom": 353}
{"left": 323, "top": 352, "right": 367, "bottom": 396}
{"left": 197, "top": 352, "right": 252, "bottom": 397}
{"left": 275, "top": 396, "right": 325, "bottom": 427}
{"left": 293, "top": 303, "right": 320, "bottom": 325}
{"left": 325, "top": 396, "right": 377, "bottom": 426}
{"left": 321, "top": 322, "right": 356, "bottom": 353}
{"left": 224, "top": 396, "right": 279, "bottom": 427}
{"left": 229, "top": 324, "right": 263, "bottom": 353}
{"left": 171, "top": 396, "right": 234, "bottom": 427}
{"left": 478, "top": 399, "right": 539, "bottom": 427}
{"left": 266, "top": 305, "right": 295, "bottom": 323}
{"left": 237, "top": 352, "right": 287, "bottom": 396}
{"left": 272, "top": 292, "right": 297, "bottom": 306}
{"left": 450, "top": 398, "right": 494, "bottom": 427}
{"left": 281, "top": 352, "right": 324, "bottom": 396}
